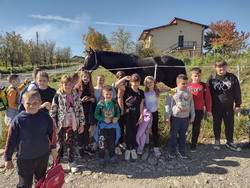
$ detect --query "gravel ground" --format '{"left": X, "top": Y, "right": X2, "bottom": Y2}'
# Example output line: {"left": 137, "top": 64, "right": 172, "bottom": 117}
{"left": 0, "top": 141, "right": 250, "bottom": 188}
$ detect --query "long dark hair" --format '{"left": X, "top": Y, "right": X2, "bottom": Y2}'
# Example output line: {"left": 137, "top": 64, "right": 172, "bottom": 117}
{"left": 76, "top": 70, "right": 94, "bottom": 96}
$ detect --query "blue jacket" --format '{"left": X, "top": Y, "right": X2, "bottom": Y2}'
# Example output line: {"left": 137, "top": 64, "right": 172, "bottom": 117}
{"left": 4, "top": 110, "right": 57, "bottom": 161}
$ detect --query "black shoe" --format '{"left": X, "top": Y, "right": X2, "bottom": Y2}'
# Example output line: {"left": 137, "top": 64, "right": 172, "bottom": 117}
{"left": 190, "top": 144, "right": 197, "bottom": 152}
{"left": 79, "top": 148, "right": 84, "bottom": 157}
{"left": 84, "top": 147, "right": 96, "bottom": 156}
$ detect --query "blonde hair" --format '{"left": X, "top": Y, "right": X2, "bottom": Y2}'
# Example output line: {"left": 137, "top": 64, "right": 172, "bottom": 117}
{"left": 36, "top": 71, "right": 49, "bottom": 81}
{"left": 59, "top": 75, "right": 73, "bottom": 93}
{"left": 144, "top": 76, "right": 160, "bottom": 97}
{"left": 22, "top": 90, "right": 41, "bottom": 102}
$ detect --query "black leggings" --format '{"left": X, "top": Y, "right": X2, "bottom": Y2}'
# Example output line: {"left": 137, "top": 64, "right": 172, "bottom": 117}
{"left": 151, "top": 111, "right": 159, "bottom": 147}
{"left": 125, "top": 110, "right": 139, "bottom": 150}
{"left": 191, "top": 110, "right": 204, "bottom": 145}
{"left": 98, "top": 128, "right": 116, "bottom": 158}
{"left": 212, "top": 106, "right": 234, "bottom": 143}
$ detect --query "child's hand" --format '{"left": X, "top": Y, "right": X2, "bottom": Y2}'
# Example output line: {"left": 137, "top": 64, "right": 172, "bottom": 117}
{"left": 90, "top": 97, "right": 95, "bottom": 103}
{"left": 78, "top": 124, "right": 84, "bottom": 134}
{"left": 165, "top": 118, "right": 170, "bottom": 123}
{"left": 234, "top": 107, "right": 241, "bottom": 114}
{"left": 82, "top": 96, "right": 90, "bottom": 102}
{"left": 120, "top": 108, "right": 124, "bottom": 116}
{"left": 125, "top": 76, "right": 131, "bottom": 81}
{"left": 5, "top": 161, "right": 14, "bottom": 170}
{"left": 104, "top": 118, "right": 111, "bottom": 123}
{"left": 137, "top": 115, "right": 143, "bottom": 124}
{"left": 24, "top": 78, "right": 30, "bottom": 85}
{"left": 207, "top": 112, "right": 212, "bottom": 117}
{"left": 90, "top": 124, "right": 96, "bottom": 136}
{"left": 50, "top": 149, "right": 58, "bottom": 161}
{"left": 112, "top": 117, "right": 118, "bottom": 123}
{"left": 43, "top": 102, "right": 51, "bottom": 110}
{"left": 190, "top": 117, "right": 195, "bottom": 123}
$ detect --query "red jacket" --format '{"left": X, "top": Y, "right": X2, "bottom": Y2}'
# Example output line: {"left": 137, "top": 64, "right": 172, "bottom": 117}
{"left": 187, "top": 82, "right": 212, "bottom": 112}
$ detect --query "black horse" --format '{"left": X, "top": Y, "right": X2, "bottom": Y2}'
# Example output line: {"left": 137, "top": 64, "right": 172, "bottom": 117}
{"left": 84, "top": 48, "right": 186, "bottom": 87}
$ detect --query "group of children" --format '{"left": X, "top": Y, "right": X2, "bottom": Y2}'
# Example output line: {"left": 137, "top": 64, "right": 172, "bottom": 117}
{"left": 3, "top": 58, "right": 242, "bottom": 188}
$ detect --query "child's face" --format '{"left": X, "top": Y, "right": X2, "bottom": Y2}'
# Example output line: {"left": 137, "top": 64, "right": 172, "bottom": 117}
{"left": 62, "top": 82, "right": 73, "bottom": 94}
{"left": 37, "top": 76, "right": 49, "bottom": 89}
{"left": 130, "top": 80, "right": 140, "bottom": 88}
{"left": 12, "top": 77, "right": 20, "bottom": 87}
{"left": 23, "top": 96, "right": 41, "bottom": 114}
{"left": 96, "top": 76, "right": 105, "bottom": 86}
{"left": 145, "top": 79, "right": 155, "bottom": 90}
{"left": 177, "top": 80, "right": 188, "bottom": 90}
{"left": 82, "top": 73, "right": 90, "bottom": 84}
{"left": 215, "top": 65, "right": 227, "bottom": 76}
{"left": 103, "top": 90, "right": 113, "bottom": 102}
{"left": 191, "top": 72, "right": 201, "bottom": 83}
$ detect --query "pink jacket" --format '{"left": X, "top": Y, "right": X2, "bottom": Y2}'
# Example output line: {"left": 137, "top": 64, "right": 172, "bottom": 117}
{"left": 136, "top": 108, "right": 152, "bottom": 151}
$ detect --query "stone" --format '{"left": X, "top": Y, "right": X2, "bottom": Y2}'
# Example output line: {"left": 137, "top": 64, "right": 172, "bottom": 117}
{"left": 147, "top": 157, "right": 157, "bottom": 166}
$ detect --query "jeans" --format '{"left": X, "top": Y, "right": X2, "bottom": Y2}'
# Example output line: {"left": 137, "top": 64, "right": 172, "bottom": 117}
{"left": 98, "top": 128, "right": 116, "bottom": 158}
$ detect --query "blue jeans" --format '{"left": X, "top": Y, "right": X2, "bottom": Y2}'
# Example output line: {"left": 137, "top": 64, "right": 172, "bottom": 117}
{"left": 169, "top": 116, "right": 189, "bottom": 153}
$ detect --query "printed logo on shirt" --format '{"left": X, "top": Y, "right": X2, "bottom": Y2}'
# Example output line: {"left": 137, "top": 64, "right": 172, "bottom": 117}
{"left": 212, "top": 79, "right": 231, "bottom": 91}
{"left": 173, "top": 92, "right": 190, "bottom": 114}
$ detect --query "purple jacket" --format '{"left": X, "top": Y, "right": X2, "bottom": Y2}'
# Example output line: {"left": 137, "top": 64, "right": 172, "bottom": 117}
{"left": 136, "top": 108, "right": 152, "bottom": 151}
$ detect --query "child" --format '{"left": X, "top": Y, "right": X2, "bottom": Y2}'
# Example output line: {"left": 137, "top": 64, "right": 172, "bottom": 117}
{"left": 94, "top": 74, "right": 105, "bottom": 102}
{"left": 5, "top": 74, "right": 29, "bottom": 126}
{"left": 165, "top": 74, "right": 195, "bottom": 159}
{"left": 117, "top": 73, "right": 145, "bottom": 160}
{"left": 72, "top": 72, "right": 80, "bottom": 87}
{"left": 94, "top": 85, "right": 120, "bottom": 165}
{"left": 27, "top": 68, "right": 41, "bottom": 91}
{"left": 142, "top": 76, "right": 171, "bottom": 156}
{"left": 207, "top": 59, "right": 242, "bottom": 152}
{"left": 50, "top": 75, "right": 85, "bottom": 173}
{"left": 36, "top": 71, "right": 56, "bottom": 113}
{"left": 187, "top": 68, "right": 212, "bottom": 152}
{"left": 75, "top": 70, "right": 96, "bottom": 157}
{"left": 4, "top": 90, "right": 58, "bottom": 188}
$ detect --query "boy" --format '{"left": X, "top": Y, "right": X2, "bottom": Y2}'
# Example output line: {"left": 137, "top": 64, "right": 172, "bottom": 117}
{"left": 4, "top": 90, "right": 58, "bottom": 188}
{"left": 187, "top": 68, "right": 212, "bottom": 152}
{"left": 94, "top": 85, "right": 120, "bottom": 165}
{"left": 165, "top": 74, "right": 195, "bottom": 158}
{"left": 5, "top": 74, "right": 29, "bottom": 126}
{"left": 207, "top": 59, "right": 242, "bottom": 151}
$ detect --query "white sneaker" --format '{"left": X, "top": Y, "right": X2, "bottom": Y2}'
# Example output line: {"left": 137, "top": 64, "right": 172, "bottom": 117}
{"left": 131, "top": 149, "right": 138, "bottom": 159}
{"left": 153, "top": 147, "right": 161, "bottom": 156}
{"left": 125, "top": 150, "right": 131, "bottom": 160}
{"left": 137, "top": 149, "right": 143, "bottom": 155}
{"left": 115, "top": 147, "right": 122, "bottom": 155}
{"left": 213, "top": 140, "right": 221, "bottom": 150}
{"left": 68, "top": 162, "right": 78, "bottom": 173}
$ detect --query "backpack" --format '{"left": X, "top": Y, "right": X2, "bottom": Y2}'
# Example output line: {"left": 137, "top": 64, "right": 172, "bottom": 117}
{"left": 0, "top": 86, "right": 18, "bottom": 111}
{"left": 35, "top": 159, "right": 65, "bottom": 188}
{"left": 18, "top": 82, "right": 38, "bottom": 112}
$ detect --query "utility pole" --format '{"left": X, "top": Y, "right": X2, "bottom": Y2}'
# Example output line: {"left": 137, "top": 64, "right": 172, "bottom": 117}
{"left": 36, "top": 31, "right": 39, "bottom": 66}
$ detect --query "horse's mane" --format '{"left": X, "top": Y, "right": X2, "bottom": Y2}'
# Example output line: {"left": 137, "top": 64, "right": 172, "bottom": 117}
{"left": 95, "top": 50, "right": 139, "bottom": 59}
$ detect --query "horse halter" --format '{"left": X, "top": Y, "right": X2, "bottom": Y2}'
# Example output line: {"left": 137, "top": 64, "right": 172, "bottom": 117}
{"left": 89, "top": 50, "right": 99, "bottom": 71}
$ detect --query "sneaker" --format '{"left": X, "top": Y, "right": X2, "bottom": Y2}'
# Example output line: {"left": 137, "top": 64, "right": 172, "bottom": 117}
{"left": 125, "top": 150, "right": 131, "bottom": 160}
{"left": 168, "top": 151, "right": 176, "bottom": 159}
{"left": 92, "top": 142, "right": 98, "bottom": 151}
{"left": 115, "top": 147, "right": 122, "bottom": 155}
{"left": 131, "top": 149, "right": 138, "bottom": 159}
{"left": 84, "top": 147, "right": 95, "bottom": 156}
{"left": 190, "top": 144, "right": 197, "bottom": 152}
{"left": 99, "top": 158, "right": 105, "bottom": 166}
{"left": 226, "top": 142, "right": 242, "bottom": 152}
{"left": 68, "top": 162, "right": 78, "bottom": 173}
{"left": 137, "top": 149, "right": 143, "bottom": 155}
{"left": 153, "top": 147, "right": 161, "bottom": 156}
{"left": 213, "top": 140, "right": 221, "bottom": 150}
{"left": 79, "top": 148, "right": 84, "bottom": 157}
{"left": 177, "top": 150, "right": 187, "bottom": 159}
{"left": 109, "top": 157, "right": 118, "bottom": 164}
{"left": 119, "top": 143, "right": 126, "bottom": 150}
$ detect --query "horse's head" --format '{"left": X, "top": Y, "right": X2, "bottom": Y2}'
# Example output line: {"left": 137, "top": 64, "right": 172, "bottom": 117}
{"left": 83, "top": 48, "right": 99, "bottom": 71}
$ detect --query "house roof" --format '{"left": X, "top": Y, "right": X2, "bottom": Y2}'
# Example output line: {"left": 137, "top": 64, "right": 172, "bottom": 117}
{"left": 138, "top": 17, "right": 209, "bottom": 40}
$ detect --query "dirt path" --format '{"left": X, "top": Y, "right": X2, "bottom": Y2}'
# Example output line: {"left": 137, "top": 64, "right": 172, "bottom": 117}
{"left": 0, "top": 142, "right": 250, "bottom": 188}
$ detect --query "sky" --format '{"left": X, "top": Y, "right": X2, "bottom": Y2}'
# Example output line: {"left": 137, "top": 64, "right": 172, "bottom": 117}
{"left": 0, "top": 0, "right": 249, "bottom": 56}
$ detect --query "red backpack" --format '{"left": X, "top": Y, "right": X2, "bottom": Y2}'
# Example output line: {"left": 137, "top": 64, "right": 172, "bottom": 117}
{"left": 35, "top": 159, "right": 65, "bottom": 188}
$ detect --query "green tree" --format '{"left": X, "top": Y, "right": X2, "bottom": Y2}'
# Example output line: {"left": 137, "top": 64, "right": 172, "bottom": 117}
{"left": 82, "top": 27, "right": 111, "bottom": 51}
{"left": 204, "top": 20, "right": 250, "bottom": 54}
{"left": 110, "top": 27, "right": 135, "bottom": 53}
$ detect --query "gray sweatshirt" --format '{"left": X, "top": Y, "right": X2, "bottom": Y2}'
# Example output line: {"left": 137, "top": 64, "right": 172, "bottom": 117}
{"left": 165, "top": 88, "right": 195, "bottom": 119}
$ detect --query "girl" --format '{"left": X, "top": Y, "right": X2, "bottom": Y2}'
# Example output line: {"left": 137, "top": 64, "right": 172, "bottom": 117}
{"left": 36, "top": 71, "right": 56, "bottom": 113}
{"left": 75, "top": 71, "right": 96, "bottom": 157}
{"left": 117, "top": 73, "right": 145, "bottom": 160}
{"left": 94, "top": 74, "right": 105, "bottom": 102}
{"left": 143, "top": 76, "right": 170, "bottom": 156}
{"left": 50, "top": 75, "right": 84, "bottom": 173}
